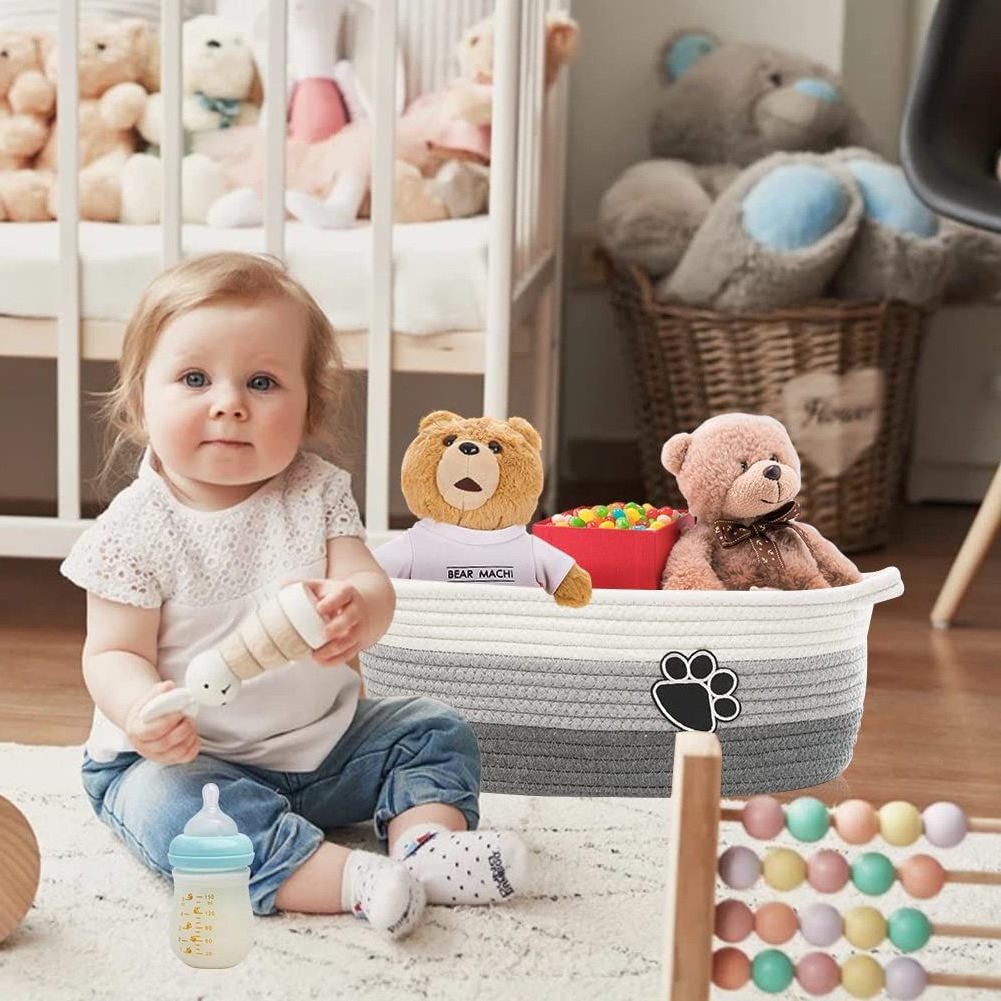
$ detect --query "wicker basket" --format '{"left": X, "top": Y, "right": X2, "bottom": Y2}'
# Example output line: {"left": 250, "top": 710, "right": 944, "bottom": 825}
{"left": 605, "top": 258, "right": 928, "bottom": 552}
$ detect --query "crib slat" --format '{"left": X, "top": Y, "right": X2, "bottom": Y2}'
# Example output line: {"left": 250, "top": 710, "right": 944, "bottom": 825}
{"left": 264, "top": 0, "right": 287, "bottom": 260}
{"left": 161, "top": 0, "right": 182, "bottom": 266}
{"left": 366, "top": 0, "right": 398, "bottom": 535}
{"left": 56, "top": 0, "right": 80, "bottom": 521}
{"left": 484, "top": 0, "right": 522, "bottom": 419}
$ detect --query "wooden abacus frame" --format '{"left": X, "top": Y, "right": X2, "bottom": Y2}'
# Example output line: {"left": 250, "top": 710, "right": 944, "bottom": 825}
{"left": 663, "top": 732, "right": 1001, "bottom": 1001}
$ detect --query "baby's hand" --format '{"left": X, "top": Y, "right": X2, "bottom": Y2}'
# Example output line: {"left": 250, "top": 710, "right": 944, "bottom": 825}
{"left": 126, "top": 681, "right": 201, "bottom": 765}
{"left": 303, "top": 580, "right": 370, "bottom": 666}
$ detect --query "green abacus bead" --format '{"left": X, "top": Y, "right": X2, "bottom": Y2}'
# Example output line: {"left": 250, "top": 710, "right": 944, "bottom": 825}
{"left": 785, "top": 796, "right": 831, "bottom": 842}
{"left": 752, "top": 949, "right": 795, "bottom": 994}
{"left": 851, "top": 852, "right": 896, "bottom": 895}
{"left": 888, "top": 907, "right": 933, "bottom": 952}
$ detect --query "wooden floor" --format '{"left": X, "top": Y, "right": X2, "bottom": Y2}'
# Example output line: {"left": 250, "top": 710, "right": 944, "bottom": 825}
{"left": 1, "top": 503, "right": 998, "bottom": 812}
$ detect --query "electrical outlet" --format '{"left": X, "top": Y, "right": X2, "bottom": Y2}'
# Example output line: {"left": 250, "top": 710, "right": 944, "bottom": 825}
{"left": 572, "top": 230, "right": 607, "bottom": 287}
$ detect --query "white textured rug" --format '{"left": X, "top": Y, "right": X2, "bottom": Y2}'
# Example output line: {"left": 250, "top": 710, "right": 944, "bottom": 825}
{"left": 0, "top": 744, "right": 997, "bottom": 1001}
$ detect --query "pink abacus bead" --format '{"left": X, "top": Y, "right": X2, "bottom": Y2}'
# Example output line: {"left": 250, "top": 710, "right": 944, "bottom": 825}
{"left": 715, "top": 899, "right": 754, "bottom": 943}
{"left": 833, "top": 799, "right": 879, "bottom": 844}
{"left": 718, "top": 846, "right": 761, "bottom": 889}
{"left": 922, "top": 802, "right": 968, "bottom": 848}
{"left": 796, "top": 952, "right": 842, "bottom": 996}
{"left": 807, "top": 849, "right": 850, "bottom": 893}
{"left": 742, "top": 795, "right": 786, "bottom": 840}
{"left": 898, "top": 855, "right": 946, "bottom": 899}
{"left": 713, "top": 947, "right": 751, "bottom": 990}
{"left": 799, "top": 902, "right": 843, "bottom": 947}
{"left": 755, "top": 902, "right": 798, "bottom": 945}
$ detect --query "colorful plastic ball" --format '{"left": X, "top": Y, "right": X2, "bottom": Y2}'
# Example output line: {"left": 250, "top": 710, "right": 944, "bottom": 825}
{"left": 807, "top": 849, "right": 850, "bottom": 893}
{"left": 799, "top": 902, "right": 843, "bottom": 947}
{"left": 599, "top": 520, "right": 615, "bottom": 529}
{"left": 569, "top": 516, "right": 586, "bottom": 528}
{"left": 752, "top": 949, "right": 795, "bottom": 994}
{"left": 742, "top": 796, "right": 785, "bottom": 839}
{"left": 898, "top": 855, "right": 946, "bottom": 899}
{"left": 851, "top": 852, "right": 896, "bottom": 895}
{"left": 715, "top": 899, "right": 754, "bottom": 943}
{"left": 594, "top": 505, "right": 608, "bottom": 518}
{"left": 718, "top": 846, "right": 761, "bottom": 889}
{"left": 922, "top": 802, "right": 967, "bottom": 848}
{"left": 844, "top": 905, "right": 887, "bottom": 949}
{"left": 885, "top": 957, "right": 928, "bottom": 1000}
{"left": 786, "top": 797, "right": 831, "bottom": 842}
{"left": 796, "top": 952, "right": 841, "bottom": 996}
{"left": 887, "top": 907, "right": 932, "bottom": 952}
{"left": 879, "top": 801, "right": 923, "bottom": 847}
{"left": 834, "top": 799, "right": 879, "bottom": 844}
{"left": 763, "top": 848, "right": 806, "bottom": 891}
{"left": 754, "top": 902, "right": 798, "bottom": 945}
{"left": 842, "top": 955, "right": 885, "bottom": 999}
{"left": 712, "top": 947, "right": 751, "bottom": 990}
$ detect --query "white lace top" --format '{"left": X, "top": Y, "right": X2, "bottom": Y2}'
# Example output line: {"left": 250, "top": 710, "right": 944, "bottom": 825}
{"left": 60, "top": 450, "right": 368, "bottom": 771}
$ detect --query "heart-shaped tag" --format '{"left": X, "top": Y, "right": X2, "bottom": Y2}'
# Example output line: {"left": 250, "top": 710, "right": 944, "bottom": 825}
{"left": 781, "top": 368, "right": 883, "bottom": 477}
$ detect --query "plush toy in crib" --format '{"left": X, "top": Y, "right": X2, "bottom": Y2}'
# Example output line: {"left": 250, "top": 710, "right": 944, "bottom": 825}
{"left": 119, "top": 15, "right": 261, "bottom": 225}
{"left": 140, "top": 582, "right": 330, "bottom": 722}
{"left": 374, "top": 411, "right": 593, "bottom": 608}
{"left": 599, "top": 30, "right": 1001, "bottom": 311}
{"left": 660, "top": 413, "right": 862, "bottom": 591}
{"left": 0, "top": 28, "right": 56, "bottom": 222}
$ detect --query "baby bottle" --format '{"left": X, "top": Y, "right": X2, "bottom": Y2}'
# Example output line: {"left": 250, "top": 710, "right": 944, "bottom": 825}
{"left": 168, "top": 783, "right": 254, "bottom": 969}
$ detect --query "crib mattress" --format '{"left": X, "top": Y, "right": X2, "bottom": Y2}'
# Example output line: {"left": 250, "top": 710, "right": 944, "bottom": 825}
{"left": 0, "top": 217, "right": 489, "bottom": 335}
{"left": 360, "top": 568, "right": 904, "bottom": 797}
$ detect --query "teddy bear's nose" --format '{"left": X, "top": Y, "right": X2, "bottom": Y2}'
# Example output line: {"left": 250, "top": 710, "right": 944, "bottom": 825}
{"left": 763, "top": 464, "right": 782, "bottom": 480}
{"left": 458, "top": 442, "right": 480, "bottom": 456}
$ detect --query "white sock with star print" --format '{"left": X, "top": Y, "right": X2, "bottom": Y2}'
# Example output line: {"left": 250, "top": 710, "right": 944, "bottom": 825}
{"left": 340, "top": 850, "right": 426, "bottom": 938}
{"left": 391, "top": 824, "right": 530, "bottom": 906}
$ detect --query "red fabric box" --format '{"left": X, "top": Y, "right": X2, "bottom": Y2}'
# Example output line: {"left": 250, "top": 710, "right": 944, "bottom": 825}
{"left": 532, "top": 516, "right": 681, "bottom": 590}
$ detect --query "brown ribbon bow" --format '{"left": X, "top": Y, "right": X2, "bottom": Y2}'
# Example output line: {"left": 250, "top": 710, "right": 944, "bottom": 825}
{"left": 712, "top": 500, "right": 804, "bottom": 572}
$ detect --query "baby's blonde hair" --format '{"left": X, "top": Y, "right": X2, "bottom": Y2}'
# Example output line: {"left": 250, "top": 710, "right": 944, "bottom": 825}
{"left": 96, "top": 251, "right": 349, "bottom": 496}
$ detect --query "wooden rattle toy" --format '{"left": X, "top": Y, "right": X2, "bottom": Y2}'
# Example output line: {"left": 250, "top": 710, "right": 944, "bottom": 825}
{"left": 665, "top": 733, "right": 1001, "bottom": 1000}
{"left": 0, "top": 796, "right": 40, "bottom": 942}
{"left": 141, "top": 582, "right": 328, "bottom": 722}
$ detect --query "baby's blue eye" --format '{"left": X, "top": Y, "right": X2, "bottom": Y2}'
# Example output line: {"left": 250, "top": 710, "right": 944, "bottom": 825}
{"left": 183, "top": 371, "right": 207, "bottom": 388}
{"left": 248, "top": 374, "right": 275, "bottom": 391}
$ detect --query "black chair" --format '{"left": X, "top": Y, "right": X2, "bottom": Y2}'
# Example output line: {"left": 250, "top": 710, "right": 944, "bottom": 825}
{"left": 900, "top": 0, "right": 1001, "bottom": 627}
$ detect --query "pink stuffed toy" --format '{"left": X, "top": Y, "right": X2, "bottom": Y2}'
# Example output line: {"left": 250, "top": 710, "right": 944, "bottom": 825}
{"left": 285, "top": 0, "right": 349, "bottom": 143}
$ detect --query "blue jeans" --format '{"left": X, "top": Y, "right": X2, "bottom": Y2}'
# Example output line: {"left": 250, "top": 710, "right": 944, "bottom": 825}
{"left": 81, "top": 696, "right": 481, "bottom": 916}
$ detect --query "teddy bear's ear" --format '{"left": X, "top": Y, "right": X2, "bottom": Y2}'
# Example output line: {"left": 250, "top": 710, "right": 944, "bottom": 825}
{"left": 658, "top": 29, "right": 721, "bottom": 85}
{"left": 507, "top": 417, "right": 542, "bottom": 451}
{"left": 418, "top": 410, "right": 463, "bottom": 434}
{"left": 661, "top": 432, "right": 692, "bottom": 475}
{"left": 544, "top": 14, "right": 580, "bottom": 83}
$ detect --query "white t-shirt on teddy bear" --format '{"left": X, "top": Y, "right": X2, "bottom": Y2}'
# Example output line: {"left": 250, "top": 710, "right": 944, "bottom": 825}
{"left": 60, "top": 449, "right": 366, "bottom": 772}
{"left": 376, "top": 518, "right": 576, "bottom": 593}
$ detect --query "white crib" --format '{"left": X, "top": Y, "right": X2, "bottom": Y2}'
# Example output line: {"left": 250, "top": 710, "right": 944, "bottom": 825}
{"left": 0, "top": 0, "right": 571, "bottom": 557}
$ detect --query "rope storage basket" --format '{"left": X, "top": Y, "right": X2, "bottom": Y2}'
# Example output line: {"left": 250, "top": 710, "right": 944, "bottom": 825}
{"left": 605, "top": 259, "right": 928, "bottom": 552}
{"left": 360, "top": 568, "right": 903, "bottom": 797}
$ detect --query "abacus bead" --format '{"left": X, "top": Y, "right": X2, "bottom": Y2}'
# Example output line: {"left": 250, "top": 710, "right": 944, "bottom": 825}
{"left": 796, "top": 952, "right": 841, "bottom": 996}
{"left": 922, "top": 802, "right": 968, "bottom": 848}
{"left": 844, "top": 905, "right": 887, "bottom": 949}
{"left": 885, "top": 957, "right": 928, "bottom": 1000}
{"left": 898, "top": 855, "right": 946, "bottom": 899}
{"left": 786, "top": 797, "right": 831, "bottom": 843}
{"left": 879, "top": 801, "right": 923, "bottom": 847}
{"left": 719, "top": 846, "right": 761, "bottom": 889}
{"left": 743, "top": 795, "right": 786, "bottom": 840}
{"left": 834, "top": 799, "right": 880, "bottom": 844}
{"left": 887, "top": 908, "right": 932, "bottom": 952}
{"left": 754, "top": 902, "right": 798, "bottom": 945}
{"left": 800, "top": 902, "right": 843, "bottom": 947}
{"left": 841, "top": 955, "right": 885, "bottom": 999}
{"left": 851, "top": 852, "right": 896, "bottom": 895}
{"left": 763, "top": 848, "right": 806, "bottom": 891}
{"left": 715, "top": 899, "right": 754, "bottom": 943}
{"left": 752, "top": 949, "right": 795, "bottom": 994}
{"left": 713, "top": 947, "right": 751, "bottom": 990}
{"left": 808, "top": 849, "right": 850, "bottom": 893}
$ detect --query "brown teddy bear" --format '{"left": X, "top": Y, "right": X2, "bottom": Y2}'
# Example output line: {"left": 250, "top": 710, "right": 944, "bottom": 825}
{"left": 660, "top": 413, "right": 862, "bottom": 591}
{"left": 374, "top": 410, "right": 592, "bottom": 607}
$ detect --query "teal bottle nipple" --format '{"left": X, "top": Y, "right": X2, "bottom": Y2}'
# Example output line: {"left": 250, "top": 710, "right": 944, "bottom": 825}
{"left": 168, "top": 783, "right": 254, "bottom": 872}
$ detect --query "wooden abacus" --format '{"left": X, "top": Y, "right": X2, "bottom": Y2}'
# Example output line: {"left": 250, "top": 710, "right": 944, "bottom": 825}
{"left": 664, "top": 733, "right": 1001, "bottom": 1000}
{"left": 0, "top": 795, "right": 40, "bottom": 943}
